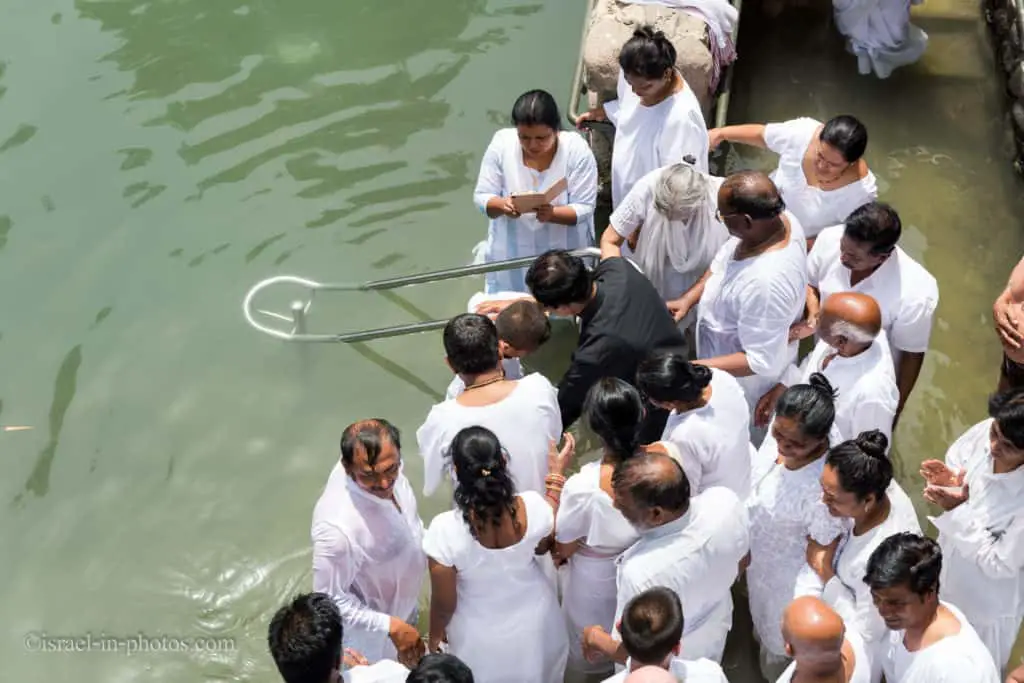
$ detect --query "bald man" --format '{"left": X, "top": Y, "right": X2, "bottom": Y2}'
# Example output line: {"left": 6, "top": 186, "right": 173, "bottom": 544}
{"left": 778, "top": 597, "right": 871, "bottom": 683}
{"left": 582, "top": 453, "right": 749, "bottom": 665}
{"left": 756, "top": 292, "right": 899, "bottom": 447}
{"left": 312, "top": 419, "right": 427, "bottom": 666}
{"left": 667, "top": 170, "right": 809, "bottom": 445}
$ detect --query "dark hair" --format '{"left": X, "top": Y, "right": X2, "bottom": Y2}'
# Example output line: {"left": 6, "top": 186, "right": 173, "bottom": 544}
{"left": 584, "top": 378, "right": 644, "bottom": 463}
{"left": 635, "top": 349, "right": 713, "bottom": 404}
{"left": 449, "top": 426, "right": 518, "bottom": 533}
{"left": 864, "top": 532, "right": 942, "bottom": 596}
{"left": 444, "top": 313, "right": 500, "bottom": 375}
{"left": 612, "top": 452, "right": 690, "bottom": 514}
{"left": 843, "top": 202, "right": 901, "bottom": 255}
{"left": 340, "top": 419, "right": 401, "bottom": 467}
{"left": 407, "top": 654, "right": 475, "bottom": 683}
{"left": 722, "top": 170, "right": 786, "bottom": 220}
{"left": 826, "top": 430, "right": 892, "bottom": 502}
{"left": 775, "top": 373, "right": 837, "bottom": 441}
{"left": 495, "top": 300, "right": 551, "bottom": 351}
{"left": 525, "top": 250, "right": 593, "bottom": 309}
{"left": 988, "top": 386, "right": 1024, "bottom": 449}
{"left": 510, "top": 89, "right": 561, "bottom": 132}
{"left": 820, "top": 115, "right": 868, "bottom": 163}
{"left": 620, "top": 587, "right": 685, "bottom": 665}
{"left": 618, "top": 25, "right": 677, "bottom": 80}
{"left": 267, "top": 592, "right": 342, "bottom": 683}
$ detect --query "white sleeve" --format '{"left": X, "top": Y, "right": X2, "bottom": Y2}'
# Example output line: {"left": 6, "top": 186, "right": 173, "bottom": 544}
{"left": 609, "top": 173, "right": 654, "bottom": 238}
{"left": 422, "top": 513, "right": 460, "bottom": 568}
{"left": 763, "top": 118, "right": 816, "bottom": 156}
{"left": 312, "top": 523, "right": 392, "bottom": 634}
{"left": 736, "top": 275, "right": 805, "bottom": 380}
{"left": 537, "top": 375, "right": 564, "bottom": 442}
{"left": 555, "top": 474, "right": 591, "bottom": 543}
{"left": 942, "top": 422, "right": 981, "bottom": 472}
{"left": 805, "top": 499, "right": 844, "bottom": 545}
{"left": 602, "top": 71, "right": 626, "bottom": 125}
{"left": 664, "top": 435, "right": 704, "bottom": 494}
{"left": 889, "top": 289, "right": 938, "bottom": 354}
{"left": 929, "top": 509, "right": 1024, "bottom": 581}
{"left": 472, "top": 132, "right": 506, "bottom": 214}
{"left": 793, "top": 562, "right": 825, "bottom": 598}
{"left": 565, "top": 137, "right": 598, "bottom": 222}
{"left": 415, "top": 409, "right": 451, "bottom": 497}
{"left": 846, "top": 391, "right": 898, "bottom": 445}
{"left": 805, "top": 228, "right": 835, "bottom": 289}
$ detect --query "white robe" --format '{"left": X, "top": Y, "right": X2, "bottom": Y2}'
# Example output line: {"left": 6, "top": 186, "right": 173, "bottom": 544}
{"left": 808, "top": 225, "right": 939, "bottom": 369}
{"left": 605, "top": 69, "right": 709, "bottom": 208}
{"left": 747, "top": 439, "right": 845, "bottom": 657}
{"left": 416, "top": 373, "right": 562, "bottom": 497}
{"left": 775, "top": 630, "right": 872, "bottom": 683}
{"left": 763, "top": 117, "right": 878, "bottom": 239}
{"left": 833, "top": 0, "right": 928, "bottom": 79}
{"left": 311, "top": 464, "right": 427, "bottom": 663}
{"left": 696, "top": 217, "right": 808, "bottom": 424}
{"left": 609, "top": 166, "right": 729, "bottom": 322}
{"left": 344, "top": 660, "right": 410, "bottom": 683}
{"left": 822, "top": 481, "right": 921, "bottom": 681}
{"left": 780, "top": 335, "right": 899, "bottom": 446}
{"left": 422, "top": 491, "right": 569, "bottom": 683}
{"left": 878, "top": 602, "right": 1001, "bottom": 683}
{"left": 614, "top": 487, "right": 750, "bottom": 663}
{"left": 602, "top": 656, "right": 730, "bottom": 683}
{"left": 660, "top": 368, "right": 754, "bottom": 498}
{"left": 555, "top": 462, "right": 641, "bottom": 673}
{"left": 472, "top": 128, "right": 597, "bottom": 293}
{"left": 930, "top": 419, "right": 1024, "bottom": 672}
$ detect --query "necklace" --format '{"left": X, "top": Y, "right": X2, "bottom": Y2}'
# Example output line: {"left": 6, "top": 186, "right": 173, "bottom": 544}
{"left": 464, "top": 373, "right": 505, "bottom": 391}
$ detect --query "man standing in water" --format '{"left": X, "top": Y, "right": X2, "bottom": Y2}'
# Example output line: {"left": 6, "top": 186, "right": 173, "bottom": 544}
{"left": 312, "top": 419, "right": 427, "bottom": 666}
{"left": 992, "top": 254, "right": 1024, "bottom": 391}
{"left": 667, "top": 170, "right": 807, "bottom": 442}
{"left": 777, "top": 596, "right": 871, "bottom": 683}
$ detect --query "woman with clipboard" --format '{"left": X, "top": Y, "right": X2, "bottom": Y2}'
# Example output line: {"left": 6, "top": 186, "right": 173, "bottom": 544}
{"left": 472, "top": 90, "right": 598, "bottom": 294}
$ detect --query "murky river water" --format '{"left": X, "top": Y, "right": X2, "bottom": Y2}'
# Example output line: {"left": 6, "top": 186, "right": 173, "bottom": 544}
{"left": 0, "top": 0, "right": 1020, "bottom": 681}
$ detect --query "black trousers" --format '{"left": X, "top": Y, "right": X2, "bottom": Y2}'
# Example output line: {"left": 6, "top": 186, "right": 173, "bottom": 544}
{"left": 638, "top": 405, "right": 670, "bottom": 445}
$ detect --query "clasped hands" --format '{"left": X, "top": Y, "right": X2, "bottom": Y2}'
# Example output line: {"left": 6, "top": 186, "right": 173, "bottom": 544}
{"left": 920, "top": 460, "right": 970, "bottom": 511}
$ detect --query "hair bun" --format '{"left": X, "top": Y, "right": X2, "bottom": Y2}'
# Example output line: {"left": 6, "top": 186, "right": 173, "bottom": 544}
{"left": 633, "top": 25, "right": 657, "bottom": 40}
{"left": 807, "top": 372, "right": 838, "bottom": 402}
{"left": 855, "top": 429, "right": 889, "bottom": 459}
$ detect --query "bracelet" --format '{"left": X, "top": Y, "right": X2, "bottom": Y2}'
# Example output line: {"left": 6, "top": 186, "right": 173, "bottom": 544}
{"left": 545, "top": 473, "right": 566, "bottom": 487}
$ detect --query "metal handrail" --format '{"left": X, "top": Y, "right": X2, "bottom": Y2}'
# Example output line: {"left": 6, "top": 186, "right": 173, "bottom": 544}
{"left": 243, "top": 247, "right": 602, "bottom": 343}
{"left": 568, "top": 0, "right": 600, "bottom": 127}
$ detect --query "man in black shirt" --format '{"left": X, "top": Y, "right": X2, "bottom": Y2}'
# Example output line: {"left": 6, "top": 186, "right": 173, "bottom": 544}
{"left": 522, "top": 249, "right": 685, "bottom": 442}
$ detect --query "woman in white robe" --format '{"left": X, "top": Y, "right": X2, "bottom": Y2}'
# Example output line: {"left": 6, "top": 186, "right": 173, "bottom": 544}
{"left": 747, "top": 373, "right": 846, "bottom": 681}
{"left": 707, "top": 115, "right": 877, "bottom": 242}
{"left": 576, "top": 25, "right": 709, "bottom": 208}
{"left": 921, "top": 388, "right": 1024, "bottom": 674}
{"left": 635, "top": 349, "right": 753, "bottom": 498}
{"left": 599, "top": 162, "right": 729, "bottom": 331}
{"left": 833, "top": 0, "right": 928, "bottom": 80}
{"left": 473, "top": 89, "right": 597, "bottom": 294}
{"left": 423, "top": 426, "right": 572, "bottom": 683}
{"left": 810, "top": 430, "right": 921, "bottom": 681}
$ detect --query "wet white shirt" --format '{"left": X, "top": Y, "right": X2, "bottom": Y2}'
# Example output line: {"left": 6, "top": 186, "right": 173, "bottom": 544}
{"left": 775, "top": 629, "right": 872, "bottom": 683}
{"left": 878, "top": 602, "right": 1001, "bottom": 683}
{"left": 311, "top": 463, "right": 427, "bottom": 663}
{"left": 930, "top": 418, "right": 1024, "bottom": 671}
{"left": 614, "top": 487, "right": 750, "bottom": 663}
{"left": 807, "top": 225, "right": 939, "bottom": 367}
{"left": 763, "top": 117, "right": 878, "bottom": 238}
{"left": 661, "top": 369, "right": 754, "bottom": 498}
{"left": 344, "top": 660, "right": 410, "bottom": 683}
{"left": 605, "top": 69, "right": 709, "bottom": 207}
{"left": 417, "top": 373, "right": 561, "bottom": 497}
{"left": 781, "top": 334, "right": 899, "bottom": 446}
{"left": 696, "top": 217, "right": 808, "bottom": 415}
{"left": 473, "top": 128, "right": 597, "bottom": 293}
{"left": 602, "top": 656, "right": 729, "bottom": 683}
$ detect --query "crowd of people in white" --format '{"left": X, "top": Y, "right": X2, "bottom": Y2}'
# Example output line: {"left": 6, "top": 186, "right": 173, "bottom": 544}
{"left": 265, "top": 19, "right": 1023, "bottom": 683}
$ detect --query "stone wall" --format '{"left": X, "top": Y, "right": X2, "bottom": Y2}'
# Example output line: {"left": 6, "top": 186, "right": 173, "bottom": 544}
{"left": 986, "top": 0, "right": 1024, "bottom": 172}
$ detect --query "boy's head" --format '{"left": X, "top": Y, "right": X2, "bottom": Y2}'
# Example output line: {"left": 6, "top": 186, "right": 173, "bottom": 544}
{"left": 495, "top": 300, "right": 551, "bottom": 359}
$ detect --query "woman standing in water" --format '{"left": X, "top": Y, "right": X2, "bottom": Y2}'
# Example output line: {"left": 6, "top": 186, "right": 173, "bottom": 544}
{"left": 472, "top": 89, "right": 597, "bottom": 294}
{"left": 811, "top": 430, "right": 921, "bottom": 679}
{"left": 746, "top": 373, "right": 845, "bottom": 680}
{"left": 553, "top": 378, "right": 643, "bottom": 677}
{"left": 708, "top": 114, "right": 877, "bottom": 243}
{"left": 577, "top": 25, "right": 708, "bottom": 209}
{"left": 423, "top": 426, "right": 573, "bottom": 683}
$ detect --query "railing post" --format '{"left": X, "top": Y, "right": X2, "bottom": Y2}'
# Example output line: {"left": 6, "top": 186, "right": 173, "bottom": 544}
{"left": 290, "top": 300, "right": 307, "bottom": 335}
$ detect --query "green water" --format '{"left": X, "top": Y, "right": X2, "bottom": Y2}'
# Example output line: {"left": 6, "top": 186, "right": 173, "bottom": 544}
{"left": 2, "top": 0, "right": 1022, "bottom": 681}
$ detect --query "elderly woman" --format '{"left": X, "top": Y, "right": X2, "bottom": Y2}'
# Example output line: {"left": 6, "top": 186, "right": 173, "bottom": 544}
{"left": 577, "top": 25, "right": 708, "bottom": 207}
{"left": 599, "top": 162, "right": 729, "bottom": 328}
{"left": 473, "top": 89, "right": 598, "bottom": 294}
{"left": 708, "top": 115, "right": 877, "bottom": 243}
